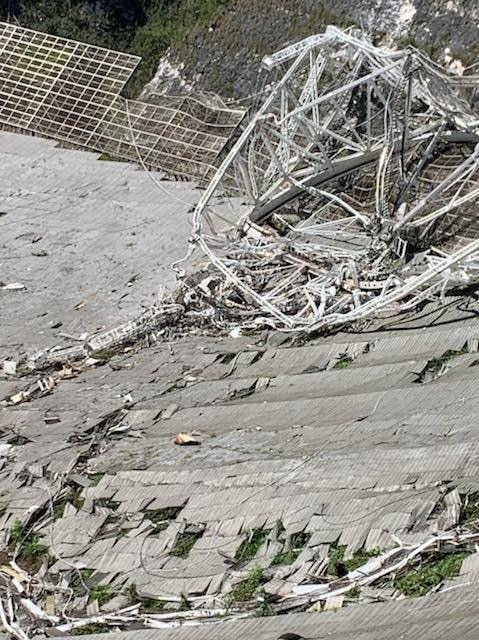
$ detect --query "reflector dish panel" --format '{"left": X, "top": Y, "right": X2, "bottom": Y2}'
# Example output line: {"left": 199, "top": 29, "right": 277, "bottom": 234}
{"left": 0, "top": 22, "right": 245, "bottom": 180}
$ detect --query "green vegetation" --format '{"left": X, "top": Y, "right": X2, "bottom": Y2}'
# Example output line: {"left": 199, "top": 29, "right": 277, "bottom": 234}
{"left": 146, "top": 506, "right": 183, "bottom": 532}
{"left": 71, "top": 623, "right": 111, "bottom": 635}
{"left": 271, "top": 531, "right": 311, "bottom": 566}
{"left": 228, "top": 565, "right": 265, "bottom": 602}
{"left": 89, "top": 584, "right": 115, "bottom": 606}
{"left": 11, "top": 519, "right": 26, "bottom": 547}
{"left": 460, "top": 492, "right": 479, "bottom": 523}
{"left": 179, "top": 593, "right": 190, "bottom": 610}
{"left": 420, "top": 347, "right": 468, "bottom": 380}
{"left": 126, "top": 0, "right": 226, "bottom": 96}
{"left": 89, "top": 473, "right": 105, "bottom": 486}
{"left": 142, "top": 597, "right": 166, "bottom": 613}
{"left": 235, "top": 528, "right": 270, "bottom": 561}
{"left": 70, "top": 568, "right": 94, "bottom": 596}
{"left": 275, "top": 519, "right": 286, "bottom": 535}
{"left": 96, "top": 498, "right": 120, "bottom": 510}
{"left": 343, "top": 547, "right": 382, "bottom": 572}
{"left": 10, "top": 520, "right": 48, "bottom": 570}
{"left": 123, "top": 582, "right": 166, "bottom": 611}
{"left": 52, "top": 489, "right": 84, "bottom": 519}
{"left": 0, "top": 1, "right": 227, "bottom": 98}
{"left": 328, "top": 545, "right": 383, "bottom": 576}
{"left": 170, "top": 529, "right": 204, "bottom": 559}
{"left": 123, "top": 582, "right": 138, "bottom": 604}
{"left": 328, "top": 544, "right": 346, "bottom": 576}
{"left": 333, "top": 355, "right": 354, "bottom": 369}
{"left": 395, "top": 552, "right": 467, "bottom": 597}
{"left": 255, "top": 590, "right": 275, "bottom": 616}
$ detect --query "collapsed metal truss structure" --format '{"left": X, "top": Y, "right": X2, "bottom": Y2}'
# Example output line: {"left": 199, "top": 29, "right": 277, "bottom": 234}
{"left": 2, "top": 21, "right": 479, "bottom": 334}
{"left": 0, "top": 21, "right": 245, "bottom": 180}
{"left": 190, "top": 27, "right": 479, "bottom": 331}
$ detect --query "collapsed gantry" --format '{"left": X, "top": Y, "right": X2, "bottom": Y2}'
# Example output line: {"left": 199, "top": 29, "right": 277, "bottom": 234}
{"left": 189, "top": 26, "right": 479, "bottom": 332}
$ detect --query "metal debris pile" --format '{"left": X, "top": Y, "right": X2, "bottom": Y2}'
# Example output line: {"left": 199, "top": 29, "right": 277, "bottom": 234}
{"left": 186, "top": 27, "right": 479, "bottom": 332}
{"left": 4, "top": 28, "right": 479, "bottom": 372}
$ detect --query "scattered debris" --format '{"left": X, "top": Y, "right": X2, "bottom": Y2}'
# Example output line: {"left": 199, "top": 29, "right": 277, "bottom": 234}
{"left": 3, "top": 360, "right": 17, "bottom": 376}
{"left": 1, "top": 282, "right": 26, "bottom": 291}
{"left": 174, "top": 432, "right": 201, "bottom": 446}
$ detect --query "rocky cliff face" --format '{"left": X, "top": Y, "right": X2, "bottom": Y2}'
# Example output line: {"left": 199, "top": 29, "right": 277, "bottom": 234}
{"left": 142, "top": 0, "right": 479, "bottom": 101}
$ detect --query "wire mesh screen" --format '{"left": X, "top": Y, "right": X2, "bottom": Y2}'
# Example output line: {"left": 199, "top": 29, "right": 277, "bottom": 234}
{"left": 0, "top": 22, "right": 245, "bottom": 180}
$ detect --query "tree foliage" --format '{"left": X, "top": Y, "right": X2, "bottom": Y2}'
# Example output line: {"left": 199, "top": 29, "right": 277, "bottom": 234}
{"left": 0, "top": 1, "right": 226, "bottom": 95}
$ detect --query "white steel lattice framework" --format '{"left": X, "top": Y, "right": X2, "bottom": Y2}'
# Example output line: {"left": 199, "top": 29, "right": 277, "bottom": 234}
{"left": 0, "top": 21, "right": 245, "bottom": 180}
{"left": 188, "top": 27, "right": 479, "bottom": 331}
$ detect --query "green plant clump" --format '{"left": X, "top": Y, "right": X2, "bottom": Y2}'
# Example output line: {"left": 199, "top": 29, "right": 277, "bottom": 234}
{"left": 170, "top": 529, "right": 204, "bottom": 559}
{"left": 255, "top": 589, "right": 275, "bottom": 616}
{"left": 89, "top": 473, "right": 105, "bottom": 486}
{"left": 126, "top": 0, "right": 227, "bottom": 97}
{"left": 460, "top": 492, "right": 479, "bottom": 524}
{"left": 348, "top": 586, "right": 361, "bottom": 598}
{"left": 333, "top": 355, "right": 354, "bottom": 369}
{"left": 146, "top": 506, "right": 183, "bottom": 532}
{"left": 228, "top": 565, "right": 265, "bottom": 602}
{"left": 70, "top": 568, "right": 94, "bottom": 596}
{"left": 10, "top": 519, "right": 48, "bottom": 568}
{"left": 71, "top": 623, "right": 111, "bottom": 635}
{"left": 235, "top": 528, "right": 270, "bottom": 561}
{"left": 421, "top": 347, "right": 468, "bottom": 380}
{"left": 142, "top": 597, "right": 166, "bottom": 613}
{"left": 395, "top": 553, "right": 468, "bottom": 597}
{"left": 271, "top": 532, "right": 311, "bottom": 566}
{"left": 123, "top": 583, "right": 166, "bottom": 611}
{"left": 89, "top": 584, "right": 115, "bottom": 606}
{"left": 179, "top": 593, "right": 191, "bottom": 610}
{"left": 123, "top": 582, "right": 138, "bottom": 605}
{"left": 328, "top": 544, "right": 346, "bottom": 576}
{"left": 52, "top": 489, "right": 84, "bottom": 519}
{"left": 344, "top": 547, "right": 382, "bottom": 572}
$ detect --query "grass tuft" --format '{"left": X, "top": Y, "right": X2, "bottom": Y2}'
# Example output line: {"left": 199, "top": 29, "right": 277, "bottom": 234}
{"left": 420, "top": 347, "right": 468, "bottom": 380}
{"left": 460, "top": 492, "right": 479, "bottom": 524}
{"left": 123, "top": 583, "right": 166, "bottom": 611}
{"left": 271, "top": 532, "right": 311, "bottom": 566}
{"left": 328, "top": 544, "right": 347, "bottom": 576}
{"left": 71, "top": 623, "right": 111, "bottom": 635}
{"left": 228, "top": 565, "right": 265, "bottom": 602}
{"left": 52, "top": 489, "right": 84, "bottom": 519}
{"left": 255, "top": 590, "right": 275, "bottom": 616}
{"left": 395, "top": 552, "right": 467, "bottom": 597}
{"left": 170, "top": 530, "right": 204, "bottom": 559}
{"left": 344, "top": 547, "right": 382, "bottom": 572}
{"left": 235, "top": 528, "right": 270, "bottom": 561}
{"left": 89, "top": 585, "right": 114, "bottom": 606}
{"left": 10, "top": 520, "right": 48, "bottom": 571}
{"left": 333, "top": 355, "right": 354, "bottom": 369}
